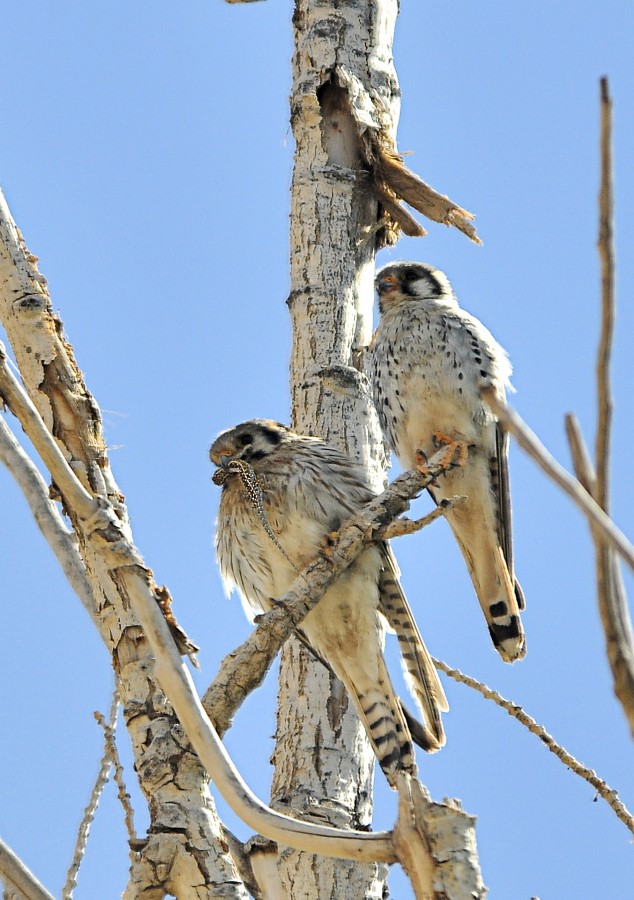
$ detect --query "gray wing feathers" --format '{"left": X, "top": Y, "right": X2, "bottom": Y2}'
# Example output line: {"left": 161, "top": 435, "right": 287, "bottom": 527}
{"left": 493, "top": 424, "right": 526, "bottom": 611}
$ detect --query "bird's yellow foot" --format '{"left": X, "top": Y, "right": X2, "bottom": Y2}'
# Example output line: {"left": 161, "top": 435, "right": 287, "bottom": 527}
{"left": 322, "top": 530, "right": 340, "bottom": 556}
{"left": 415, "top": 447, "right": 431, "bottom": 477}
{"left": 432, "top": 431, "right": 469, "bottom": 469}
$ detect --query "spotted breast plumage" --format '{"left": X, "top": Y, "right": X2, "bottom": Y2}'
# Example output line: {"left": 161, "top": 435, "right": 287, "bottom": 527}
{"left": 368, "top": 262, "right": 526, "bottom": 662}
{"left": 210, "top": 419, "right": 448, "bottom": 786}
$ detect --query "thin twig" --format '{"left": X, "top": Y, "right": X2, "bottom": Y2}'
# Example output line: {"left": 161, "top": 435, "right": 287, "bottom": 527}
{"left": 378, "top": 495, "right": 466, "bottom": 539}
{"left": 63, "top": 690, "right": 121, "bottom": 899}
{"left": 482, "top": 388, "right": 634, "bottom": 574}
{"left": 434, "top": 658, "right": 634, "bottom": 836}
{"left": 96, "top": 686, "right": 137, "bottom": 857}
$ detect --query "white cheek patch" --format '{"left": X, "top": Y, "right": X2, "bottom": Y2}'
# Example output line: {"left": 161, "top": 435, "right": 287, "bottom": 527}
{"left": 429, "top": 268, "right": 453, "bottom": 296}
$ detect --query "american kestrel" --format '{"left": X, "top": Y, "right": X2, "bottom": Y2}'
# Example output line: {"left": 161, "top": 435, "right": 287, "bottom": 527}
{"left": 368, "top": 262, "right": 526, "bottom": 662}
{"left": 210, "top": 419, "right": 448, "bottom": 786}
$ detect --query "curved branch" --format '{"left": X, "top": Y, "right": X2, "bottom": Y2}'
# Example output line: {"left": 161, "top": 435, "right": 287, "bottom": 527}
{"left": 123, "top": 566, "right": 397, "bottom": 863}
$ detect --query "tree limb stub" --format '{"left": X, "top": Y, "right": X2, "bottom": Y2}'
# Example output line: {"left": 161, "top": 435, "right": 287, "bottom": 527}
{"left": 373, "top": 146, "right": 482, "bottom": 245}
{"left": 326, "top": 65, "right": 482, "bottom": 246}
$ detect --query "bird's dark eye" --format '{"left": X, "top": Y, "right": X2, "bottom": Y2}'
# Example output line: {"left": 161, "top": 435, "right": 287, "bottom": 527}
{"left": 238, "top": 433, "right": 253, "bottom": 446}
{"left": 403, "top": 269, "right": 419, "bottom": 282}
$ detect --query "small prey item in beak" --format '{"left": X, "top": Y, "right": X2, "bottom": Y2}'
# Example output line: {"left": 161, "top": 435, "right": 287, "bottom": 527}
{"left": 213, "top": 458, "right": 300, "bottom": 575}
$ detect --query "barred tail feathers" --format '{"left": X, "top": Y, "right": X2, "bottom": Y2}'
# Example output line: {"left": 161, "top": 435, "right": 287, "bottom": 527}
{"left": 378, "top": 548, "right": 448, "bottom": 748}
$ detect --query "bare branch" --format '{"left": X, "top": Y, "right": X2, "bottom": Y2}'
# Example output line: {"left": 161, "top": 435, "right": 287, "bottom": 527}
{"left": 378, "top": 495, "right": 466, "bottom": 540}
{"left": 596, "top": 75, "right": 615, "bottom": 510}
{"left": 0, "top": 839, "right": 55, "bottom": 900}
{"left": 564, "top": 413, "right": 596, "bottom": 494}
{"left": 435, "top": 658, "right": 634, "bottom": 836}
{"left": 482, "top": 388, "right": 634, "bottom": 573}
{"left": 203, "top": 451, "right": 455, "bottom": 737}
{"left": 563, "top": 80, "right": 634, "bottom": 739}
{"left": 589, "top": 77, "right": 634, "bottom": 738}
{"left": 0, "top": 413, "right": 97, "bottom": 623}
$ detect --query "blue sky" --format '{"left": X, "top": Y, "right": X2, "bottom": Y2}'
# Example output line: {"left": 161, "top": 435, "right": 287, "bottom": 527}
{"left": 2, "top": 2, "right": 634, "bottom": 898}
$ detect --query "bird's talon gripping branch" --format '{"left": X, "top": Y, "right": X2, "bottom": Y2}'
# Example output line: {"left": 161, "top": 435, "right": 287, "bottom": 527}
{"left": 322, "top": 530, "right": 340, "bottom": 557}
{"left": 431, "top": 431, "right": 469, "bottom": 469}
{"left": 414, "top": 448, "right": 430, "bottom": 477}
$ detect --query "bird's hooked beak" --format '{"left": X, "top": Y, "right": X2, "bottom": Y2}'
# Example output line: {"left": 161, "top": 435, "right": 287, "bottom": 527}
{"left": 209, "top": 446, "right": 234, "bottom": 466}
{"left": 210, "top": 446, "right": 236, "bottom": 485}
{"left": 375, "top": 273, "right": 399, "bottom": 296}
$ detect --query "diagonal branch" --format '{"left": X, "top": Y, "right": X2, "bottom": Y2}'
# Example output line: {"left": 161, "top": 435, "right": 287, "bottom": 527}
{"left": 482, "top": 388, "right": 634, "bottom": 574}
{"left": 435, "top": 658, "right": 634, "bottom": 836}
{"left": 0, "top": 412, "right": 97, "bottom": 623}
{"left": 202, "top": 450, "right": 455, "bottom": 737}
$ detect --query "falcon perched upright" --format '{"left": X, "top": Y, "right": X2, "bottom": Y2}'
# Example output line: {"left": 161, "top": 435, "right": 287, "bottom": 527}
{"left": 368, "top": 262, "right": 526, "bottom": 662}
{"left": 210, "top": 419, "right": 448, "bottom": 787}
